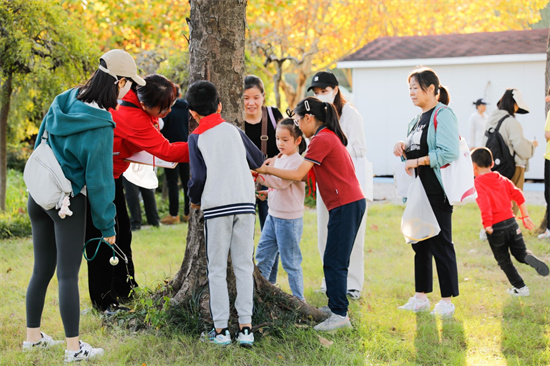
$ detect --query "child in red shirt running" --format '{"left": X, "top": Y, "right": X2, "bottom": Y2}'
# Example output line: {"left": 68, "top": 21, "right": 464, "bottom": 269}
{"left": 256, "top": 97, "right": 366, "bottom": 331}
{"left": 472, "top": 147, "right": 549, "bottom": 296}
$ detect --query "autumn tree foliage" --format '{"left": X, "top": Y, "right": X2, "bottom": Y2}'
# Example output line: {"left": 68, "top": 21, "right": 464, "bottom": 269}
{"left": 247, "top": 0, "right": 549, "bottom": 108}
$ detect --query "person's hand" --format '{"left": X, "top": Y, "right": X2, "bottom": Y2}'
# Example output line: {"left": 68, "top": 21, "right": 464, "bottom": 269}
{"left": 532, "top": 139, "right": 539, "bottom": 148}
{"left": 255, "top": 158, "right": 274, "bottom": 174}
{"left": 393, "top": 141, "right": 406, "bottom": 157}
{"left": 485, "top": 226, "right": 493, "bottom": 235}
{"left": 191, "top": 203, "right": 201, "bottom": 210}
{"left": 404, "top": 159, "right": 417, "bottom": 176}
{"left": 103, "top": 235, "right": 116, "bottom": 245}
{"left": 256, "top": 190, "right": 268, "bottom": 201}
{"left": 521, "top": 216, "right": 535, "bottom": 230}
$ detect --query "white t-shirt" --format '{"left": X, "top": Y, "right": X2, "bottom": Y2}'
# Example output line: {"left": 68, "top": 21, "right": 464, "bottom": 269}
{"left": 469, "top": 111, "right": 487, "bottom": 149}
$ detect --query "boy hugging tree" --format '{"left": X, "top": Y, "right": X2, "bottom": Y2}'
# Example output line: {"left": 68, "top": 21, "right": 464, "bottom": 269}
{"left": 471, "top": 147, "right": 549, "bottom": 297}
{"left": 185, "top": 80, "right": 265, "bottom": 346}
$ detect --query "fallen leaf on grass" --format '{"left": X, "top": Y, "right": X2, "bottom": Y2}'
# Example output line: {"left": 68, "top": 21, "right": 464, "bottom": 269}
{"left": 318, "top": 335, "right": 333, "bottom": 348}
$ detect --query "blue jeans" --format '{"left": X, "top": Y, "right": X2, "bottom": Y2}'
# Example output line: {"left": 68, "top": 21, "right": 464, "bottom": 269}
{"left": 256, "top": 215, "right": 304, "bottom": 300}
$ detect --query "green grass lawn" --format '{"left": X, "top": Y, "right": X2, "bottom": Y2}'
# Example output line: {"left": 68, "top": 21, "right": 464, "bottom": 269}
{"left": 1, "top": 202, "right": 550, "bottom": 365}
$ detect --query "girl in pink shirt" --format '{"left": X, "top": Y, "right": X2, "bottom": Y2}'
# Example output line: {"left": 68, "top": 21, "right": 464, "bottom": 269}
{"left": 255, "top": 118, "right": 307, "bottom": 300}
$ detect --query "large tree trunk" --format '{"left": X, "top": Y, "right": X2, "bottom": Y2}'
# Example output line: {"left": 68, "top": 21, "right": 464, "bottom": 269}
{"left": 0, "top": 73, "right": 13, "bottom": 212}
{"left": 168, "top": 0, "right": 325, "bottom": 326}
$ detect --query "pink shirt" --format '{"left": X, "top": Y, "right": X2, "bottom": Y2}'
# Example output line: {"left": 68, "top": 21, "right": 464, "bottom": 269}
{"left": 258, "top": 152, "right": 305, "bottom": 220}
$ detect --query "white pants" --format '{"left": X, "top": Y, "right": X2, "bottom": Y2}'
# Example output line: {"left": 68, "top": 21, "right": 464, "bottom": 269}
{"left": 317, "top": 156, "right": 372, "bottom": 292}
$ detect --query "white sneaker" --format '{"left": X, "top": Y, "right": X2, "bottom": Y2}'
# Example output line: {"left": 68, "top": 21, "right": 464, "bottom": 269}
{"left": 200, "top": 328, "right": 231, "bottom": 346}
{"left": 508, "top": 286, "right": 530, "bottom": 297}
{"left": 22, "top": 332, "right": 63, "bottom": 350}
{"left": 64, "top": 341, "right": 104, "bottom": 362}
{"left": 430, "top": 301, "right": 455, "bottom": 317}
{"left": 313, "top": 313, "right": 352, "bottom": 331}
{"left": 538, "top": 229, "right": 550, "bottom": 239}
{"left": 398, "top": 296, "right": 430, "bottom": 312}
{"left": 236, "top": 327, "right": 254, "bottom": 348}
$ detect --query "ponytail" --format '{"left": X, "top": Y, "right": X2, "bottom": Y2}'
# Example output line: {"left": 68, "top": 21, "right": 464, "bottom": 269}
{"left": 438, "top": 86, "right": 450, "bottom": 105}
{"left": 295, "top": 97, "right": 347, "bottom": 146}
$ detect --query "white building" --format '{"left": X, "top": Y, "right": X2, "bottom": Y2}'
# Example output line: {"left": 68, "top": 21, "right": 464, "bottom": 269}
{"left": 337, "top": 29, "right": 548, "bottom": 179}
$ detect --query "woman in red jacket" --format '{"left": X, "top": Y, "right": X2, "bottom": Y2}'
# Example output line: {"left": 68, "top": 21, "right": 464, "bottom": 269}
{"left": 85, "top": 74, "right": 189, "bottom": 312}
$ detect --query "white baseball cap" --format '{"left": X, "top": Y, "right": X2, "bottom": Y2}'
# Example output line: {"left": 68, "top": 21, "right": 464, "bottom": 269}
{"left": 99, "top": 49, "right": 146, "bottom": 86}
{"left": 512, "top": 89, "right": 529, "bottom": 114}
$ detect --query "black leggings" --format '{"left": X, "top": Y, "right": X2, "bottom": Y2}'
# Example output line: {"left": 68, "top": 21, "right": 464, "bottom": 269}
{"left": 26, "top": 194, "right": 86, "bottom": 338}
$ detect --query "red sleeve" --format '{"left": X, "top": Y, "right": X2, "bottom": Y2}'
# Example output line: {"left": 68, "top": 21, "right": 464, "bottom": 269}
{"left": 474, "top": 178, "right": 494, "bottom": 228}
{"left": 304, "top": 133, "right": 331, "bottom": 165}
{"left": 114, "top": 108, "right": 189, "bottom": 163}
{"left": 506, "top": 177, "right": 525, "bottom": 207}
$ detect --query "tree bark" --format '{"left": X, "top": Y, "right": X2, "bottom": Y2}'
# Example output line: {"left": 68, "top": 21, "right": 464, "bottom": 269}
{"left": 168, "top": 0, "right": 326, "bottom": 326}
{"left": 0, "top": 73, "right": 13, "bottom": 212}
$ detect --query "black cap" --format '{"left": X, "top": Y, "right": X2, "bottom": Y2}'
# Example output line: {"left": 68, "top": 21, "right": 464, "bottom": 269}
{"left": 473, "top": 98, "right": 487, "bottom": 106}
{"left": 307, "top": 71, "right": 339, "bottom": 92}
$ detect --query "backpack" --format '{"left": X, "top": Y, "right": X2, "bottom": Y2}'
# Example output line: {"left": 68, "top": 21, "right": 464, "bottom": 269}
{"left": 24, "top": 130, "right": 74, "bottom": 217}
{"left": 485, "top": 115, "right": 515, "bottom": 179}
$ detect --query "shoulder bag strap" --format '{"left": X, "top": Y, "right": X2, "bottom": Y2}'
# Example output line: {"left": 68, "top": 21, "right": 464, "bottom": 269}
{"left": 260, "top": 106, "right": 268, "bottom": 156}
{"left": 495, "top": 115, "right": 509, "bottom": 132}
{"left": 119, "top": 100, "right": 140, "bottom": 109}
{"left": 267, "top": 106, "right": 277, "bottom": 130}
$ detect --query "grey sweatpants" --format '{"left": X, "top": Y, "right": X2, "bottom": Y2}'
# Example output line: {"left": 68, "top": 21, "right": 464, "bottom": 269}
{"left": 26, "top": 194, "right": 86, "bottom": 338}
{"left": 205, "top": 214, "right": 255, "bottom": 329}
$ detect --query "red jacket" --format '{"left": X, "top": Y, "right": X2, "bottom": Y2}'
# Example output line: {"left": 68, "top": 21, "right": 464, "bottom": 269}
{"left": 110, "top": 90, "right": 189, "bottom": 178}
{"left": 474, "top": 171, "right": 525, "bottom": 228}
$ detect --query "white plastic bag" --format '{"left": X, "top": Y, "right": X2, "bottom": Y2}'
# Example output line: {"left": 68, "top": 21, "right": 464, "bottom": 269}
{"left": 440, "top": 137, "right": 477, "bottom": 205}
{"left": 394, "top": 160, "right": 415, "bottom": 198}
{"left": 401, "top": 178, "right": 440, "bottom": 244}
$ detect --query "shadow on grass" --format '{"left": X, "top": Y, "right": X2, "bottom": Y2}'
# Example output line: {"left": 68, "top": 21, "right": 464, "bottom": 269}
{"left": 414, "top": 312, "right": 466, "bottom": 365}
{"left": 501, "top": 298, "right": 550, "bottom": 365}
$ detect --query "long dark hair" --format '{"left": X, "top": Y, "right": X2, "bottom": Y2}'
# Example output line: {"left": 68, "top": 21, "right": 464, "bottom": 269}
{"left": 277, "top": 118, "right": 306, "bottom": 154}
{"left": 77, "top": 59, "right": 120, "bottom": 110}
{"left": 136, "top": 74, "right": 177, "bottom": 111}
{"left": 408, "top": 67, "right": 450, "bottom": 106}
{"left": 496, "top": 89, "right": 516, "bottom": 117}
{"left": 294, "top": 97, "right": 347, "bottom": 146}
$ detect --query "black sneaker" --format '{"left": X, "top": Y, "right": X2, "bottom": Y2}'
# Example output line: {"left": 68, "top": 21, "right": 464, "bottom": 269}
{"left": 525, "top": 254, "right": 549, "bottom": 276}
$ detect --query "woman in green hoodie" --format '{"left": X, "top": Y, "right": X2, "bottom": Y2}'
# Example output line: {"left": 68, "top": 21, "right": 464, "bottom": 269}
{"left": 24, "top": 50, "right": 144, "bottom": 363}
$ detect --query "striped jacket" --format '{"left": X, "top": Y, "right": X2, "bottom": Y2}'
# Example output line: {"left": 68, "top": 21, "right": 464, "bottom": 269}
{"left": 187, "top": 113, "right": 265, "bottom": 220}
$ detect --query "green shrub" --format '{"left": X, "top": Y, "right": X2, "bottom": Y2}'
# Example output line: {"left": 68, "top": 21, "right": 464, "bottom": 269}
{"left": 0, "top": 169, "right": 31, "bottom": 238}
{"left": 7, "top": 142, "right": 33, "bottom": 172}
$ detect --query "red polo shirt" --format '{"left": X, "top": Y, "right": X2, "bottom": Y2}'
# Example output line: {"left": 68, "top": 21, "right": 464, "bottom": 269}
{"left": 304, "top": 127, "right": 364, "bottom": 211}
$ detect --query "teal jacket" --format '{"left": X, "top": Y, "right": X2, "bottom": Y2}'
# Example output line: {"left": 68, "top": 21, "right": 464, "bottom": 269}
{"left": 406, "top": 102, "right": 460, "bottom": 190}
{"left": 35, "top": 88, "right": 116, "bottom": 237}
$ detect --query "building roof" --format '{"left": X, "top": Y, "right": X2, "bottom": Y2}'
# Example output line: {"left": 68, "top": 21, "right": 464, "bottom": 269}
{"left": 342, "top": 29, "right": 548, "bottom": 62}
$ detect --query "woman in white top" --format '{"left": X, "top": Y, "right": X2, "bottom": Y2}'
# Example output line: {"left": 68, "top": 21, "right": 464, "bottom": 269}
{"left": 468, "top": 98, "right": 488, "bottom": 149}
{"left": 308, "top": 71, "right": 373, "bottom": 299}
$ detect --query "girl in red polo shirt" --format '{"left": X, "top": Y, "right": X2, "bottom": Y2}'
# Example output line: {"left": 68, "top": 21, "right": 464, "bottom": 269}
{"left": 256, "top": 97, "right": 366, "bottom": 331}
